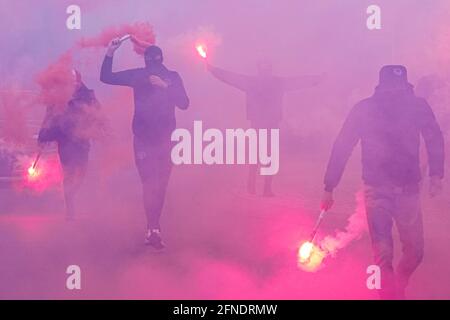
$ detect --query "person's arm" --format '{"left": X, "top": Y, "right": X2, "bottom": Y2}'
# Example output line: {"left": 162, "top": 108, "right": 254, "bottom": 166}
{"left": 38, "top": 108, "right": 61, "bottom": 143}
{"left": 207, "top": 64, "right": 251, "bottom": 91}
{"left": 100, "top": 38, "right": 136, "bottom": 87}
{"left": 321, "top": 104, "right": 363, "bottom": 209}
{"left": 324, "top": 105, "right": 362, "bottom": 191}
{"left": 100, "top": 55, "right": 136, "bottom": 87}
{"left": 282, "top": 74, "right": 324, "bottom": 91}
{"left": 419, "top": 100, "right": 445, "bottom": 196}
{"left": 168, "top": 72, "right": 189, "bottom": 110}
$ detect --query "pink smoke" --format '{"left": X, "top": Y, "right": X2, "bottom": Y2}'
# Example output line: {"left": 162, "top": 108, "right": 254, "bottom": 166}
{"left": 34, "top": 52, "right": 75, "bottom": 110}
{"left": 0, "top": 88, "right": 33, "bottom": 145}
{"left": 320, "top": 192, "right": 368, "bottom": 256}
{"left": 78, "top": 22, "right": 156, "bottom": 55}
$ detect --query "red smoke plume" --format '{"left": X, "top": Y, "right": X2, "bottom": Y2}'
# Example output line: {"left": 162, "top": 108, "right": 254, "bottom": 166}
{"left": 78, "top": 22, "right": 156, "bottom": 55}
{"left": 34, "top": 52, "right": 75, "bottom": 111}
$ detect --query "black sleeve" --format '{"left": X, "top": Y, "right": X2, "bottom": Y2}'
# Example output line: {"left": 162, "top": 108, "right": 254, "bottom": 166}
{"left": 100, "top": 55, "right": 136, "bottom": 87}
{"left": 420, "top": 100, "right": 445, "bottom": 178}
{"left": 168, "top": 72, "right": 189, "bottom": 110}
{"left": 208, "top": 65, "right": 251, "bottom": 91}
{"left": 38, "top": 125, "right": 61, "bottom": 143}
{"left": 323, "top": 104, "right": 363, "bottom": 191}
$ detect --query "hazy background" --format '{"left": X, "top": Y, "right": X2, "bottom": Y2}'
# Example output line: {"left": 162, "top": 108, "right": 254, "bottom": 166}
{"left": 0, "top": 0, "right": 449, "bottom": 299}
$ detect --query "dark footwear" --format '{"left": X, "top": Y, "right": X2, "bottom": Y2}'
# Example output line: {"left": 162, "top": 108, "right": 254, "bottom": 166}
{"left": 144, "top": 229, "right": 166, "bottom": 251}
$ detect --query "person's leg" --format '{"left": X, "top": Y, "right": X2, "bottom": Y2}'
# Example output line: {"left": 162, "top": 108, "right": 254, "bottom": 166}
{"left": 247, "top": 165, "right": 257, "bottom": 195}
{"left": 364, "top": 185, "right": 397, "bottom": 299}
{"left": 133, "top": 137, "right": 172, "bottom": 236}
{"left": 393, "top": 186, "right": 424, "bottom": 298}
{"left": 144, "top": 144, "right": 172, "bottom": 231}
{"left": 62, "top": 163, "right": 86, "bottom": 220}
{"left": 262, "top": 122, "right": 278, "bottom": 197}
{"left": 263, "top": 175, "right": 274, "bottom": 197}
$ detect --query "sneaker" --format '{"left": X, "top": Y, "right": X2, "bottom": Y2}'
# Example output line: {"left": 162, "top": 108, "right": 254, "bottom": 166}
{"left": 144, "top": 229, "right": 166, "bottom": 251}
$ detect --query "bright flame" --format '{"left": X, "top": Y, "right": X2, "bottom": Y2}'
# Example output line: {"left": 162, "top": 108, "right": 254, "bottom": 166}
{"left": 297, "top": 241, "right": 326, "bottom": 272}
{"left": 196, "top": 44, "right": 207, "bottom": 59}
{"left": 27, "top": 165, "right": 39, "bottom": 180}
{"left": 299, "top": 241, "right": 314, "bottom": 262}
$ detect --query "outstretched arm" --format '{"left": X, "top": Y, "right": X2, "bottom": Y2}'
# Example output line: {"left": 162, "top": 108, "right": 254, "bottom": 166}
{"left": 282, "top": 74, "right": 324, "bottom": 91}
{"left": 207, "top": 64, "right": 251, "bottom": 91}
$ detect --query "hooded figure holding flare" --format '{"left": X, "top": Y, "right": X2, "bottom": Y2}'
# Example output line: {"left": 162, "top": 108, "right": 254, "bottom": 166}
{"left": 100, "top": 37, "right": 189, "bottom": 250}
{"left": 38, "top": 70, "right": 101, "bottom": 220}
{"left": 321, "top": 65, "right": 445, "bottom": 299}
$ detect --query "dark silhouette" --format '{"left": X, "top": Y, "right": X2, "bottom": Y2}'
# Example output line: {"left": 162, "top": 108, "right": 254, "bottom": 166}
{"left": 100, "top": 39, "right": 189, "bottom": 250}
{"left": 321, "top": 65, "right": 445, "bottom": 299}
{"left": 207, "top": 60, "right": 322, "bottom": 196}
{"left": 38, "top": 71, "right": 100, "bottom": 220}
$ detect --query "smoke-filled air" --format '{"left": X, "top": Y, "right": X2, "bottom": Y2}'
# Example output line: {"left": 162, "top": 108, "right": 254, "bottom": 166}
{"left": 0, "top": 0, "right": 449, "bottom": 300}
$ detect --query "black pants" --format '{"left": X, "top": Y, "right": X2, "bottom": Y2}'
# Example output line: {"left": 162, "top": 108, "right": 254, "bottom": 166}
{"left": 133, "top": 136, "right": 173, "bottom": 230}
{"left": 62, "top": 160, "right": 88, "bottom": 218}
{"left": 59, "top": 143, "right": 89, "bottom": 218}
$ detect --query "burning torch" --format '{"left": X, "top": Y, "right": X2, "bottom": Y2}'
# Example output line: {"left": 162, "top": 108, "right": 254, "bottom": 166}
{"left": 298, "top": 210, "right": 328, "bottom": 271}
{"left": 196, "top": 44, "right": 208, "bottom": 60}
{"left": 27, "top": 150, "right": 42, "bottom": 179}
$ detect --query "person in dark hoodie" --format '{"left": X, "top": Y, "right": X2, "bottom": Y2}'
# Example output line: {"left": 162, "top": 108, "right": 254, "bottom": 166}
{"left": 321, "top": 65, "right": 445, "bottom": 299}
{"left": 100, "top": 38, "right": 189, "bottom": 250}
{"left": 38, "top": 70, "right": 101, "bottom": 220}
{"left": 207, "top": 60, "right": 322, "bottom": 197}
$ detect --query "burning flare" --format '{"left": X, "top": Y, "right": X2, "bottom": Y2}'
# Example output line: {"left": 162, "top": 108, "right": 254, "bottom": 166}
{"left": 196, "top": 44, "right": 207, "bottom": 59}
{"left": 299, "top": 241, "right": 314, "bottom": 262}
{"left": 27, "top": 165, "right": 39, "bottom": 179}
{"left": 297, "top": 241, "right": 326, "bottom": 272}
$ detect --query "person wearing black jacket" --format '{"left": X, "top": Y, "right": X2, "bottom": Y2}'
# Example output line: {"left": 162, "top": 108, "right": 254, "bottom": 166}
{"left": 321, "top": 65, "right": 445, "bottom": 299}
{"left": 38, "top": 71, "right": 100, "bottom": 220}
{"left": 207, "top": 61, "right": 322, "bottom": 197}
{"left": 100, "top": 39, "right": 189, "bottom": 250}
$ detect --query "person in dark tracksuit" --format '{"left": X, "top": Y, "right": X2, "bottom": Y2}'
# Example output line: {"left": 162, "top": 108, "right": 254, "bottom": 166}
{"left": 38, "top": 71, "right": 100, "bottom": 220}
{"left": 207, "top": 61, "right": 322, "bottom": 196}
{"left": 321, "top": 65, "right": 445, "bottom": 299}
{"left": 100, "top": 38, "right": 189, "bottom": 250}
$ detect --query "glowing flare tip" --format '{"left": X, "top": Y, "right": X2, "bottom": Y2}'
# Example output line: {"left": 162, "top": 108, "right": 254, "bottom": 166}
{"left": 299, "top": 241, "right": 314, "bottom": 262}
{"left": 28, "top": 166, "right": 38, "bottom": 178}
{"left": 196, "top": 44, "right": 207, "bottom": 59}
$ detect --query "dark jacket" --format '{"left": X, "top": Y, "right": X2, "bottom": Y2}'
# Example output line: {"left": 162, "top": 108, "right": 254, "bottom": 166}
{"left": 208, "top": 66, "right": 320, "bottom": 127}
{"left": 324, "top": 84, "right": 445, "bottom": 191}
{"left": 38, "top": 84, "right": 97, "bottom": 167}
{"left": 100, "top": 56, "right": 189, "bottom": 142}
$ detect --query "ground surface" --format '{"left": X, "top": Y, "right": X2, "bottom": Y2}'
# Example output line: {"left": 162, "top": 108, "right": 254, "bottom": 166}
{"left": 0, "top": 143, "right": 449, "bottom": 300}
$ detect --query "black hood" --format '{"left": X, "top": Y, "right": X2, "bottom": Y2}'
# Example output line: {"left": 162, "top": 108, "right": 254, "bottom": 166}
{"left": 144, "top": 45, "right": 165, "bottom": 71}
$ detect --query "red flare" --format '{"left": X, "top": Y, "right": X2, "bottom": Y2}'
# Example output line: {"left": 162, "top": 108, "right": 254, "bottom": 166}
{"left": 196, "top": 44, "right": 207, "bottom": 59}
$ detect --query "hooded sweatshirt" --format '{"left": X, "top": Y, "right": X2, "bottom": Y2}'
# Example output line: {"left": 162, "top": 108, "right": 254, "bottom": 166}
{"left": 38, "top": 84, "right": 97, "bottom": 167}
{"left": 100, "top": 55, "right": 189, "bottom": 142}
{"left": 324, "top": 83, "right": 444, "bottom": 191}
